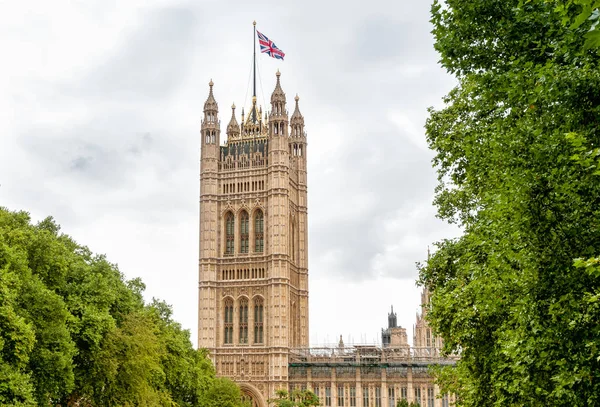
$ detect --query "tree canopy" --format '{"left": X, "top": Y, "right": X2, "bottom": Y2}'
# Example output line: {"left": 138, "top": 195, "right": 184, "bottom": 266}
{"left": 0, "top": 207, "right": 247, "bottom": 407}
{"left": 421, "top": 0, "right": 600, "bottom": 406}
{"left": 268, "top": 389, "right": 320, "bottom": 407}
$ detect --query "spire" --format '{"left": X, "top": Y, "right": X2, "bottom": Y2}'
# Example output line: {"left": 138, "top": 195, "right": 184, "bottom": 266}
{"left": 227, "top": 103, "right": 240, "bottom": 138}
{"left": 290, "top": 93, "right": 305, "bottom": 139}
{"left": 203, "top": 79, "right": 218, "bottom": 113}
{"left": 270, "top": 70, "right": 286, "bottom": 105}
{"left": 291, "top": 94, "right": 304, "bottom": 123}
{"left": 388, "top": 305, "right": 397, "bottom": 328}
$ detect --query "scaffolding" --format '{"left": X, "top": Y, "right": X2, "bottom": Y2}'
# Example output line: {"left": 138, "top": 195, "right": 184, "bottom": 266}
{"left": 288, "top": 345, "right": 458, "bottom": 368}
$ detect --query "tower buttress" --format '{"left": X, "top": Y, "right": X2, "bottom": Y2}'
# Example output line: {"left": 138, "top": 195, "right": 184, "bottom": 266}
{"left": 199, "top": 79, "right": 221, "bottom": 350}
{"left": 267, "top": 70, "right": 290, "bottom": 264}
{"left": 290, "top": 93, "right": 309, "bottom": 346}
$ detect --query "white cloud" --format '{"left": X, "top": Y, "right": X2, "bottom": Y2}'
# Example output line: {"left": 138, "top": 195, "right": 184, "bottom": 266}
{"left": 0, "top": 0, "right": 459, "bottom": 348}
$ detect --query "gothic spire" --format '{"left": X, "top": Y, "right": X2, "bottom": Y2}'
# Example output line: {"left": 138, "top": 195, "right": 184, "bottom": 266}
{"left": 291, "top": 94, "right": 304, "bottom": 124}
{"left": 204, "top": 79, "right": 218, "bottom": 113}
{"left": 270, "top": 70, "right": 286, "bottom": 105}
{"left": 227, "top": 103, "right": 240, "bottom": 138}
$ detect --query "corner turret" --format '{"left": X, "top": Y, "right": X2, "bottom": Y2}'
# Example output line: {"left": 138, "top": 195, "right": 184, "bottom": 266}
{"left": 201, "top": 80, "right": 220, "bottom": 147}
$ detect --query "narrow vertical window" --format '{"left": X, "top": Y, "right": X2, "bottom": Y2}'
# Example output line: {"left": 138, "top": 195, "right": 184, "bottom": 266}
{"left": 338, "top": 386, "right": 345, "bottom": 406}
{"left": 254, "top": 210, "right": 264, "bottom": 253}
{"left": 225, "top": 212, "right": 234, "bottom": 255}
{"left": 375, "top": 387, "right": 381, "bottom": 407}
{"left": 254, "top": 297, "right": 264, "bottom": 344}
{"left": 325, "top": 387, "right": 331, "bottom": 406}
{"left": 388, "top": 387, "right": 395, "bottom": 407}
{"left": 239, "top": 297, "right": 248, "bottom": 344}
{"left": 349, "top": 387, "right": 356, "bottom": 407}
{"left": 442, "top": 393, "right": 449, "bottom": 407}
{"left": 224, "top": 298, "right": 233, "bottom": 344}
{"left": 363, "top": 387, "right": 369, "bottom": 407}
{"left": 240, "top": 211, "right": 249, "bottom": 253}
{"left": 427, "top": 387, "right": 434, "bottom": 407}
{"left": 414, "top": 388, "right": 422, "bottom": 406}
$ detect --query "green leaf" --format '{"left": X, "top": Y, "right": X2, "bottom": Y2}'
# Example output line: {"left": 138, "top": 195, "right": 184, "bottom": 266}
{"left": 583, "top": 29, "right": 600, "bottom": 49}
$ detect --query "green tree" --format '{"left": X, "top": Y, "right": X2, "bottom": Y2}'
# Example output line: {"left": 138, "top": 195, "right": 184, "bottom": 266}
{"left": 0, "top": 207, "right": 249, "bottom": 407}
{"left": 200, "top": 377, "right": 251, "bottom": 407}
{"left": 0, "top": 221, "right": 36, "bottom": 406}
{"left": 540, "top": 0, "right": 600, "bottom": 50}
{"left": 268, "top": 389, "right": 320, "bottom": 407}
{"left": 421, "top": 0, "right": 600, "bottom": 406}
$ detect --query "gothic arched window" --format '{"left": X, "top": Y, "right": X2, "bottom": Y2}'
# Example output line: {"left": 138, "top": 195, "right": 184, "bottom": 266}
{"left": 239, "top": 297, "right": 249, "bottom": 344}
{"left": 225, "top": 212, "right": 234, "bottom": 255}
{"left": 254, "top": 210, "right": 264, "bottom": 253}
{"left": 224, "top": 298, "right": 233, "bottom": 344}
{"left": 240, "top": 211, "right": 249, "bottom": 253}
{"left": 254, "top": 297, "right": 264, "bottom": 344}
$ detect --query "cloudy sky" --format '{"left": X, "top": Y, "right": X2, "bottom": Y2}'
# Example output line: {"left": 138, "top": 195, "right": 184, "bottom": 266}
{"left": 0, "top": 0, "right": 461, "bottom": 347}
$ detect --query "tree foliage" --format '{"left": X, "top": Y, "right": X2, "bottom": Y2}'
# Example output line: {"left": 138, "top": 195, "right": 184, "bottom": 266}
{"left": 421, "top": 0, "right": 600, "bottom": 406}
{"left": 396, "top": 399, "right": 419, "bottom": 407}
{"left": 0, "top": 207, "right": 248, "bottom": 407}
{"left": 268, "top": 389, "right": 320, "bottom": 407}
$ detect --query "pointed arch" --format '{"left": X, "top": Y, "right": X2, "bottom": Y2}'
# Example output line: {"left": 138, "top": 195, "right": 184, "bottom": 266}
{"left": 225, "top": 211, "right": 234, "bottom": 255}
{"left": 239, "top": 383, "right": 266, "bottom": 407}
{"left": 240, "top": 210, "right": 249, "bottom": 253}
{"left": 254, "top": 209, "right": 264, "bottom": 253}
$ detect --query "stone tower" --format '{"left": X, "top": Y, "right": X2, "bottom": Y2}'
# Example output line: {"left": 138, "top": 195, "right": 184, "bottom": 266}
{"left": 413, "top": 287, "right": 444, "bottom": 356}
{"left": 198, "top": 71, "right": 308, "bottom": 407}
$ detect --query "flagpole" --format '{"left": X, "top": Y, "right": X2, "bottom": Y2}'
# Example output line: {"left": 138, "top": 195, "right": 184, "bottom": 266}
{"left": 253, "top": 21, "right": 257, "bottom": 99}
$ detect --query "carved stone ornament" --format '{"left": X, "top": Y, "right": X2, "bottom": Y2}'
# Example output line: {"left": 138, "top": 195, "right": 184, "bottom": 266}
{"left": 221, "top": 200, "right": 234, "bottom": 218}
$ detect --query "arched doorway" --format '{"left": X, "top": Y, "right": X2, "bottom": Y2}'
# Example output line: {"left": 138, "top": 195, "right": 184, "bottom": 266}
{"left": 239, "top": 383, "right": 266, "bottom": 407}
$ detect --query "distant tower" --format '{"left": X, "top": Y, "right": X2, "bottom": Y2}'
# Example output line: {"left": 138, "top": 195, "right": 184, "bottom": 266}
{"left": 413, "top": 287, "right": 444, "bottom": 356}
{"left": 381, "top": 306, "right": 409, "bottom": 351}
{"left": 198, "top": 72, "right": 308, "bottom": 407}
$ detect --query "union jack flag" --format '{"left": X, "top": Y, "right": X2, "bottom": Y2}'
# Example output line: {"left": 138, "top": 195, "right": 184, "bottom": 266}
{"left": 256, "top": 30, "right": 285, "bottom": 60}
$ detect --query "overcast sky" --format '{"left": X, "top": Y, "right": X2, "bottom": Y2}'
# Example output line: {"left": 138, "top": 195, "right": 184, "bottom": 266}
{"left": 0, "top": 0, "right": 461, "bottom": 347}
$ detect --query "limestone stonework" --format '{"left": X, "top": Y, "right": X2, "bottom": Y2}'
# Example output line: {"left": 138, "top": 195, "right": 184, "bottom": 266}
{"left": 198, "top": 72, "right": 308, "bottom": 407}
{"left": 198, "top": 71, "right": 456, "bottom": 407}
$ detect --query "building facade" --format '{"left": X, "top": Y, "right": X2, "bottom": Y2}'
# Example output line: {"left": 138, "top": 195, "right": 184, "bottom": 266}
{"left": 198, "top": 72, "right": 308, "bottom": 407}
{"left": 198, "top": 71, "right": 455, "bottom": 407}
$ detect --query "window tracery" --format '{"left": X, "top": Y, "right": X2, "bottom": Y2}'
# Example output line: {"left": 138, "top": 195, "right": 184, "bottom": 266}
{"left": 254, "top": 210, "right": 264, "bottom": 253}
{"left": 239, "top": 297, "right": 249, "bottom": 344}
{"left": 225, "top": 212, "right": 234, "bottom": 255}
{"left": 224, "top": 298, "right": 233, "bottom": 344}
{"left": 254, "top": 297, "right": 264, "bottom": 344}
{"left": 240, "top": 211, "right": 249, "bottom": 253}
